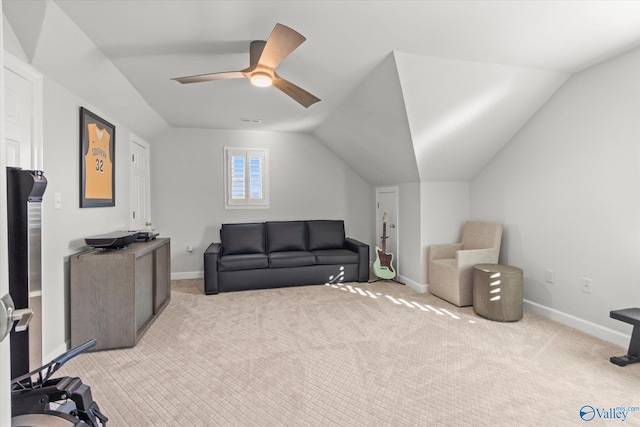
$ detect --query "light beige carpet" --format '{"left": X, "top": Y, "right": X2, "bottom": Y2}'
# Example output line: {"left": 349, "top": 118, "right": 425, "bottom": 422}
{"left": 60, "top": 279, "right": 640, "bottom": 426}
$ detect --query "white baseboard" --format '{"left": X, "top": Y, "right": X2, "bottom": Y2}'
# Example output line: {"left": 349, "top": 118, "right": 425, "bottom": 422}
{"left": 171, "top": 271, "right": 203, "bottom": 280}
{"left": 399, "top": 275, "right": 427, "bottom": 293}
{"left": 523, "top": 299, "right": 630, "bottom": 348}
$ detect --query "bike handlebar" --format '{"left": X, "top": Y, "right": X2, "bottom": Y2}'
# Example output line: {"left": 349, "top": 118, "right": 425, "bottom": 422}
{"left": 54, "top": 339, "right": 96, "bottom": 366}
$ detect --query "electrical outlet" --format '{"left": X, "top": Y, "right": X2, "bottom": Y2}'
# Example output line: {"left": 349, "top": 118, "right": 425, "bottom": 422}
{"left": 545, "top": 269, "right": 555, "bottom": 284}
{"left": 582, "top": 278, "right": 592, "bottom": 294}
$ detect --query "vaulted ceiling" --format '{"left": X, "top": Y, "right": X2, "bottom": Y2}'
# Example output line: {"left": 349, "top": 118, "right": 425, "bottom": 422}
{"left": 4, "top": 1, "right": 640, "bottom": 184}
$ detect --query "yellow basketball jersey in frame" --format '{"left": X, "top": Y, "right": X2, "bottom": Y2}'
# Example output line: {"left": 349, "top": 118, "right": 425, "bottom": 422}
{"left": 84, "top": 123, "right": 113, "bottom": 200}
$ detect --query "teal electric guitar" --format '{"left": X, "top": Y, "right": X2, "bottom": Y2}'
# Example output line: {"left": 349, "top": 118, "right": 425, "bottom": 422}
{"left": 372, "top": 212, "right": 396, "bottom": 280}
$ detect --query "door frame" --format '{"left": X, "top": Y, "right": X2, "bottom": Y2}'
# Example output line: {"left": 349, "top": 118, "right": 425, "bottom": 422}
{"left": 375, "top": 186, "right": 400, "bottom": 277}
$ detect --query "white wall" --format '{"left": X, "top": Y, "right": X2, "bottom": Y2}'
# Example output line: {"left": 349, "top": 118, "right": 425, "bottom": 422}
{"left": 397, "top": 182, "right": 422, "bottom": 290}
{"left": 151, "top": 127, "right": 373, "bottom": 277}
{"left": 470, "top": 47, "right": 640, "bottom": 346}
{"left": 421, "top": 182, "right": 470, "bottom": 286}
{"left": 41, "top": 77, "right": 139, "bottom": 358}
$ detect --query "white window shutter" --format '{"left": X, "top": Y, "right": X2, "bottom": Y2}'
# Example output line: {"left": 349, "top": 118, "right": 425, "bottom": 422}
{"left": 247, "top": 150, "right": 266, "bottom": 205}
{"left": 225, "top": 147, "right": 269, "bottom": 209}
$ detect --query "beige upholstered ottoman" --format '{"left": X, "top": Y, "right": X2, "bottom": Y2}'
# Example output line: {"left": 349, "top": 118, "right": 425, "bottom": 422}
{"left": 473, "top": 264, "right": 523, "bottom": 322}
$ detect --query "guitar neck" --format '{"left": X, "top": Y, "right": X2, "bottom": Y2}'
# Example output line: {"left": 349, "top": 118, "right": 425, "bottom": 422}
{"left": 381, "top": 222, "right": 387, "bottom": 253}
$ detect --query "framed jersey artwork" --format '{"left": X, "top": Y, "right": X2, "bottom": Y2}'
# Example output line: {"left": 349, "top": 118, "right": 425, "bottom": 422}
{"left": 79, "top": 107, "right": 116, "bottom": 208}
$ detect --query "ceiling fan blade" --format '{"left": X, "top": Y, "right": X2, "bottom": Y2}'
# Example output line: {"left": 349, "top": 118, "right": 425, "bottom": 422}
{"left": 258, "top": 23, "right": 306, "bottom": 70}
{"left": 249, "top": 40, "right": 266, "bottom": 69}
{"left": 273, "top": 75, "right": 320, "bottom": 108}
{"left": 172, "top": 71, "right": 245, "bottom": 84}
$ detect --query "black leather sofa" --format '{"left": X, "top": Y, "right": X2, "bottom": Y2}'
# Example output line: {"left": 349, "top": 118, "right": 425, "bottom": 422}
{"left": 204, "top": 220, "right": 369, "bottom": 294}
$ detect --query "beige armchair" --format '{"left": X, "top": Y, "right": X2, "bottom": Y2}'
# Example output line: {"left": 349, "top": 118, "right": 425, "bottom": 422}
{"left": 428, "top": 220, "right": 503, "bottom": 307}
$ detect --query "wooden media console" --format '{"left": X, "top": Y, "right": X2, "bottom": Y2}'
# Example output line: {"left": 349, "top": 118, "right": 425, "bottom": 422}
{"left": 70, "top": 238, "right": 171, "bottom": 351}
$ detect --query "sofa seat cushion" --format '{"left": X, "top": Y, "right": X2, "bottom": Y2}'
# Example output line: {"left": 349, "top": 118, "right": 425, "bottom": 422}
{"left": 313, "top": 249, "right": 359, "bottom": 265}
{"left": 268, "top": 251, "right": 316, "bottom": 268}
{"left": 218, "top": 254, "right": 269, "bottom": 271}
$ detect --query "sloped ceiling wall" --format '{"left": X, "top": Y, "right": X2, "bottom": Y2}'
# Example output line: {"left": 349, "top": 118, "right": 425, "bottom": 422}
{"left": 2, "top": 0, "right": 46, "bottom": 63}
{"left": 314, "top": 51, "right": 570, "bottom": 185}
{"left": 3, "top": 0, "right": 168, "bottom": 141}
{"left": 313, "top": 54, "right": 419, "bottom": 186}
{"left": 395, "top": 52, "right": 570, "bottom": 181}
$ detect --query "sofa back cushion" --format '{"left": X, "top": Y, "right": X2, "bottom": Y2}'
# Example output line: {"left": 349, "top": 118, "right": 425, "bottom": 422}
{"left": 307, "top": 220, "right": 345, "bottom": 251}
{"left": 221, "top": 223, "right": 265, "bottom": 255}
{"left": 266, "top": 221, "right": 307, "bottom": 252}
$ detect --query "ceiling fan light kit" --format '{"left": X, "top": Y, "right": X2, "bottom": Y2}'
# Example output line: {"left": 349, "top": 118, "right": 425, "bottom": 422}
{"left": 172, "top": 23, "right": 320, "bottom": 108}
{"left": 250, "top": 72, "right": 273, "bottom": 88}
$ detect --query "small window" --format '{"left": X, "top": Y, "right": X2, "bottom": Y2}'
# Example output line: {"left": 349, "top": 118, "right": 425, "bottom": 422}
{"left": 224, "top": 147, "right": 269, "bottom": 209}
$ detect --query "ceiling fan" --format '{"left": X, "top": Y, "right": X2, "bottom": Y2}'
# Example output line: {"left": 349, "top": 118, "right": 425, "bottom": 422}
{"left": 171, "top": 23, "right": 320, "bottom": 108}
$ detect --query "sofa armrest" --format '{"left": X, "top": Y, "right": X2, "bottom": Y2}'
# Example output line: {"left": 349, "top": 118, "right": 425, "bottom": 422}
{"left": 204, "top": 243, "right": 221, "bottom": 295}
{"left": 346, "top": 237, "right": 370, "bottom": 282}
{"left": 428, "top": 243, "right": 463, "bottom": 262}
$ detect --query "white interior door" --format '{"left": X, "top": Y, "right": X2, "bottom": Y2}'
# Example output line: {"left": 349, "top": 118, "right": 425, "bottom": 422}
{"left": 4, "top": 53, "right": 42, "bottom": 170}
{"left": 4, "top": 68, "right": 31, "bottom": 168}
{"left": 130, "top": 136, "right": 151, "bottom": 230}
{"left": 376, "top": 187, "right": 399, "bottom": 271}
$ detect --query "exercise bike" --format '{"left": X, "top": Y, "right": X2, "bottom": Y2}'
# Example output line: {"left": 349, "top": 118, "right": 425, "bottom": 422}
{"left": 11, "top": 339, "right": 108, "bottom": 426}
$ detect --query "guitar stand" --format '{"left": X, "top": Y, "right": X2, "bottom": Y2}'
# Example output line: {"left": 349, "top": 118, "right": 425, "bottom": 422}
{"left": 368, "top": 277, "right": 405, "bottom": 285}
